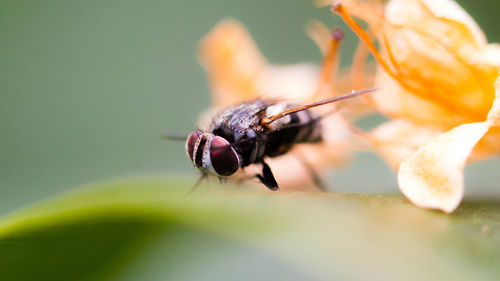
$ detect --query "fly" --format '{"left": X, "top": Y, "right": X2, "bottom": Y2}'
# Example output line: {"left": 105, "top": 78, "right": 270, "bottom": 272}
{"left": 163, "top": 26, "right": 378, "bottom": 192}
{"left": 171, "top": 88, "right": 377, "bottom": 191}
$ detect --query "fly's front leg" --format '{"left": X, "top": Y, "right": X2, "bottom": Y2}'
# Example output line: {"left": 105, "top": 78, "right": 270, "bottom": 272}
{"left": 256, "top": 161, "right": 279, "bottom": 191}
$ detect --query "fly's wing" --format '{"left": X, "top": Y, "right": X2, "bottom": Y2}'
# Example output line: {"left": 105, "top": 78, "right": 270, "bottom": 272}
{"left": 208, "top": 100, "right": 272, "bottom": 135}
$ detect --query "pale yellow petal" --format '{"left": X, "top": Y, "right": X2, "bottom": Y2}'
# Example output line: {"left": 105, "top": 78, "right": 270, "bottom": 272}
{"left": 479, "top": 44, "right": 500, "bottom": 67}
{"left": 257, "top": 64, "right": 319, "bottom": 102}
{"left": 486, "top": 76, "right": 500, "bottom": 125}
{"left": 398, "top": 76, "right": 500, "bottom": 213}
{"left": 385, "top": 0, "right": 485, "bottom": 47}
{"left": 398, "top": 122, "right": 489, "bottom": 213}
{"left": 369, "top": 120, "right": 444, "bottom": 170}
{"left": 419, "top": 0, "right": 486, "bottom": 45}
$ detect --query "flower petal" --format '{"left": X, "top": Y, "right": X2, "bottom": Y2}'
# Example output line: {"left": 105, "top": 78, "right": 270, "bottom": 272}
{"left": 306, "top": 21, "right": 332, "bottom": 55}
{"left": 379, "top": 0, "right": 497, "bottom": 123}
{"left": 398, "top": 76, "right": 500, "bottom": 213}
{"left": 197, "top": 20, "right": 366, "bottom": 190}
{"left": 419, "top": 0, "right": 486, "bottom": 46}
{"left": 486, "top": 77, "right": 500, "bottom": 125}
{"left": 370, "top": 120, "right": 444, "bottom": 170}
{"left": 257, "top": 64, "right": 319, "bottom": 102}
{"left": 198, "top": 19, "right": 267, "bottom": 107}
{"left": 199, "top": 20, "right": 322, "bottom": 107}
{"left": 388, "top": 0, "right": 486, "bottom": 48}
{"left": 373, "top": 71, "right": 470, "bottom": 127}
{"left": 398, "top": 122, "right": 489, "bottom": 213}
{"left": 329, "top": 0, "right": 499, "bottom": 126}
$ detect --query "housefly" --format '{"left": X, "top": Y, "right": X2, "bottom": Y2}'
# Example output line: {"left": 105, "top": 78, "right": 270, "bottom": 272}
{"left": 164, "top": 25, "right": 378, "bottom": 191}
{"left": 175, "top": 88, "right": 376, "bottom": 191}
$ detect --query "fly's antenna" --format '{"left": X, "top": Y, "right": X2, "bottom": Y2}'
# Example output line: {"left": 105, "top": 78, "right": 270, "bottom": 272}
{"left": 261, "top": 88, "right": 379, "bottom": 125}
{"left": 159, "top": 130, "right": 188, "bottom": 141}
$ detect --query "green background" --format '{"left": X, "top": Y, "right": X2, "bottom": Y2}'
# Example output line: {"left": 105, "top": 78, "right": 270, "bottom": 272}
{"left": 2, "top": 0, "right": 500, "bottom": 215}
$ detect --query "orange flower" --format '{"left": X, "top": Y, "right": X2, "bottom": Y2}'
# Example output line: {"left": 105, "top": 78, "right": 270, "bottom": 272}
{"left": 196, "top": 20, "right": 372, "bottom": 190}
{"left": 324, "top": 0, "right": 500, "bottom": 212}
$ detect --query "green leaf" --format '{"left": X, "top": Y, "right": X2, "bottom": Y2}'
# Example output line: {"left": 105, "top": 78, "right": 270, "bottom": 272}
{"left": 0, "top": 178, "right": 499, "bottom": 281}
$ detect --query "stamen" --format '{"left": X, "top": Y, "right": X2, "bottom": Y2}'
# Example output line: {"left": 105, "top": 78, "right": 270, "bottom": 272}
{"left": 331, "top": 3, "right": 399, "bottom": 83}
{"left": 331, "top": 28, "right": 345, "bottom": 41}
{"left": 313, "top": 27, "right": 345, "bottom": 100}
{"left": 332, "top": 2, "right": 484, "bottom": 120}
{"left": 351, "top": 41, "right": 369, "bottom": 90}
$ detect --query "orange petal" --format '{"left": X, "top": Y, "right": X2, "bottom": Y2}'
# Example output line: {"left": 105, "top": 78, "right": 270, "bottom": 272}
{"left": 199, "top": 19, "right": 267, "bottom": 107}
{"left": 465, "top": 72, "right": 500, "bottom": 159}
{"left": 472, "top": 127, "right": 500, "bottom": 161}
{"left": 199, "top": 19, "right": 323, "bottom": 107}
{"left": 398, "top": 76, "right": 500, "bottom": 213}
{"left": 328, "top": 0, "right": 499, "bottom": 126}
{"left": 373, "top": 71, "right": 471, "bottom": 127}
{"left": 379, "top": 0, "right": 497, "bottom": 122}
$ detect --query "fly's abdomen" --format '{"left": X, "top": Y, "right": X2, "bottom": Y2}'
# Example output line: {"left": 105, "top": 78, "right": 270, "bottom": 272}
{"left": 264, "top": 103, "right": 322, "bottom": 157}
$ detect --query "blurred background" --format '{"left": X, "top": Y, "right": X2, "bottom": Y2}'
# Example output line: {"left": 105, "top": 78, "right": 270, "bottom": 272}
{"left": 2, "top": 0, "right": 500, "bottom": 216}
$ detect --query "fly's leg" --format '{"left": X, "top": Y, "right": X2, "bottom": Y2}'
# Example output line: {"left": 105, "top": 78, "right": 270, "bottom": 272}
{"left": 293, "top": 151, "right": 328, "bottom": 191}
{"left": 182, "top": 174, "right": 207, "bottom": 197}
{"left": 256, "top": 161, "right": 279, "bottom": 191}
{"left": 234, "top": 162, "right": 279, "bottom": 191}
{"left": 299, "top": 157, "right": 327, "bottom": 191}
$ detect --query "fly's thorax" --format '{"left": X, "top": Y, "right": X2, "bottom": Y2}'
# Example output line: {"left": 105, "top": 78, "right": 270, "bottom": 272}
{"left": 209, "top": 100, "right": 271, "bottom": 141}
{"left": 185, "top": 131, "right": 240, "bottom": 177}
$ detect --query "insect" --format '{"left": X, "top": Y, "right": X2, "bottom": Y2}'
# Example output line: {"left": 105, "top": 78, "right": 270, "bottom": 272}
{"left": 181, "top": 88, "right": 377, "bottom": 191}
{"left": 164, "top": 24, "right": 378, "bottom": 192}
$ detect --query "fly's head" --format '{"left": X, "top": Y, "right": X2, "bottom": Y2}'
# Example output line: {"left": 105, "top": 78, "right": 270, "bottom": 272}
{"left": 186, "top": 131, "right": 240, "bottom": 177}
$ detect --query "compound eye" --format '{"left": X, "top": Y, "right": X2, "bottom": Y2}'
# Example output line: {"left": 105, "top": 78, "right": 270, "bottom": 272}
{"left": 209, "top": 136, "right": 239, "bottom": 176}
{"left": 186, "top": 131, "right": 202, "bottom": 162}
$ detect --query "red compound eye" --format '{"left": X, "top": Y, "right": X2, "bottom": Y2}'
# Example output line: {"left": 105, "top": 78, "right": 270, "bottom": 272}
{"left": 185, "top": 131, "right": 202, "bottom": 163}
{"left": 209, "top": 136, "right": 239, "bottom": 176}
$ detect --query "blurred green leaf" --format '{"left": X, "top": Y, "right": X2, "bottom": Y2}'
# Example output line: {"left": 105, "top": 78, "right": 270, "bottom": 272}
{"left": 0, "top": 178, "right": 499, "bottom": 281}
